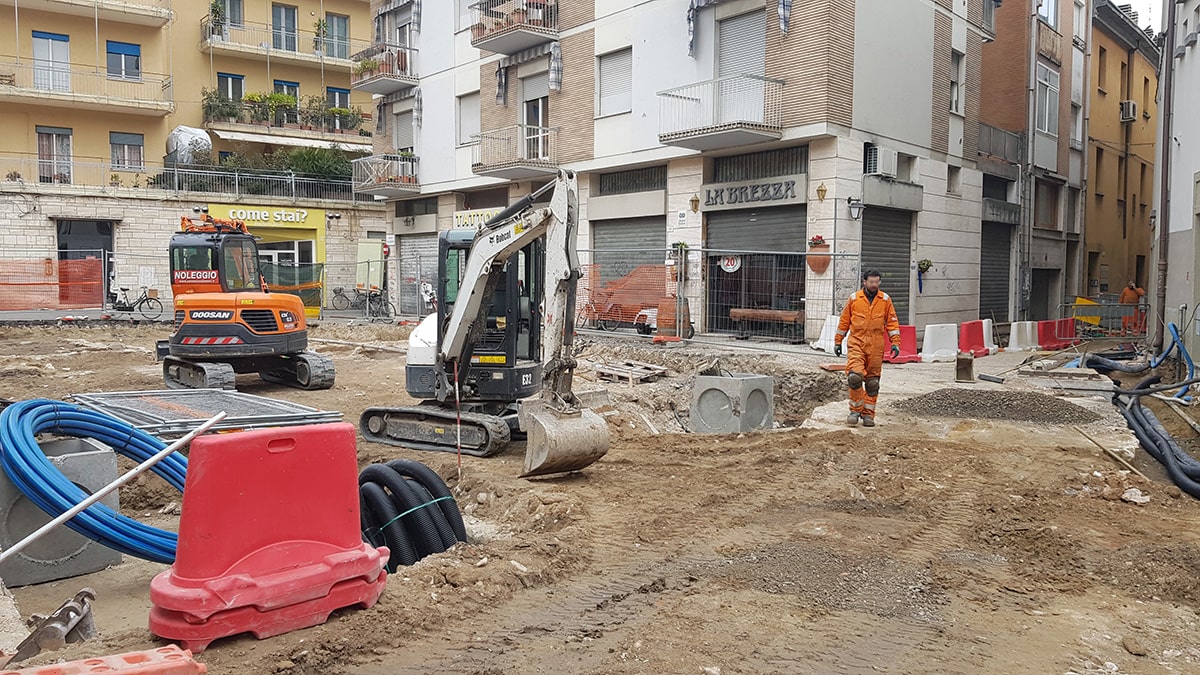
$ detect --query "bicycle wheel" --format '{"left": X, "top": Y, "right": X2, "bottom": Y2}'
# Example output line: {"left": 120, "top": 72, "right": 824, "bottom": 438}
{"left": 139, "top": 297, "right": 164, "bottom": 320}
{"left": 332, "top": 293, "right": 350, "bottom": 311}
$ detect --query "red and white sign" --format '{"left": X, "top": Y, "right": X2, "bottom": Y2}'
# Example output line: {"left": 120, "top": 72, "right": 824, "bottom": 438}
{"left": 173, "top": 270, "right": 219, "bottom": 282}
{"left": 718, "top": 255, "right": 742, "bottom": 273}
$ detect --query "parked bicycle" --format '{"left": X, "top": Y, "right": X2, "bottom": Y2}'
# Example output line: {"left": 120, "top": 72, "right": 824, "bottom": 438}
{"left": 331, "top": 286, "right": 397, "bottom": 319}
{"left": 108, "top": 286, "right": 164, "bottom": 320}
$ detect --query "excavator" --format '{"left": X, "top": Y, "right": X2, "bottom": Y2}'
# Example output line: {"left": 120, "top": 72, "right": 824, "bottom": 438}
{"left": 360, "top": 170, "right": 610, "bottom": 478}
{"left": 156, "top": 210, "right": 335, "bottom": 391}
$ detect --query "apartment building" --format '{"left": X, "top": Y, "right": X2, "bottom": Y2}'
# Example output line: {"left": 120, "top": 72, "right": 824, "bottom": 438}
{"left": 356, "top": 0, "right": 997, "bottom": 336}
{"left": 1084, "top": 1, "right": 1159, "bottom": 297}
{"left": 980, "top": 0, "right": 1090, "bottom": 322}
{"left": 0, "top": 0, "right": 387, "bottom": 314}
{"left": 1152, "top": 0, "right": 1200, "bottom": 349}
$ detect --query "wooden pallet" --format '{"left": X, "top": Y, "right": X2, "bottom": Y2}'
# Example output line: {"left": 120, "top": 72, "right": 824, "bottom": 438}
{"left": 594, "top": 360, "right": 669, "bottom": 385}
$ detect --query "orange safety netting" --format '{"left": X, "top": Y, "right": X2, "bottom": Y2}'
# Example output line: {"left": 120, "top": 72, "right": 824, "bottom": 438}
{"left": 577, "top": 263, "right": 676, "bottom": 325}
{"left": 0, "top": 259, "right": 104, "bottom": 311}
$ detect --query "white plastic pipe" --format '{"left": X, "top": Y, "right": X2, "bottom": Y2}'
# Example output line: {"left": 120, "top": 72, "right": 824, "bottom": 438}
{"left": 0, "top": 411, "right": 227, "bottom": 566}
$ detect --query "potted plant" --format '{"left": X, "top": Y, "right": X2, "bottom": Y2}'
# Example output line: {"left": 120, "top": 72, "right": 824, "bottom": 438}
{"left": 267, "top": 92, "right": 298, "bottom": 126}
{"left": 300, "top": 95, "right": 326, "bottom": 130}
{"left": 244, "top": 92, "right": 270, "bottom": 123}
{"left": 510, "top": 7, "right": 528, "bottom": 24}
{"left": 312, "top": 18, "right": 328, "bottom": 53}
{"left": 131, "top": 173, "right": 142, "bottom": 188}
{"left": 109, "top": 173, "right": 121, "bottom": 187}
{"left": 470, "top": 22, "right": 487, "bottom": 40}
{"left": 202, "top": 87, "right": 241, "bottom": 122}
{"left": 4, "top": 170, "right": 20, "bottom": 182}
{"left": 354, "top": 58, "right": 379, "bottom": 79}
{"left": 807, "top": 234, "right": 831, "bottom": 274}
{"left": 326, "top": 106, "right": 351, "bottom": 132}
{"left": 917, "top": 258, "right": 933, "bottom": 293}
{"left": 209, "top": 0, "right": 226, "bottom": 38}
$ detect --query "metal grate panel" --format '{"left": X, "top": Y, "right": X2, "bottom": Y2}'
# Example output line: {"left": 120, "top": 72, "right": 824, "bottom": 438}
{"left": 71, "top": 389, "right": 342, "bottom": 437}
{"left": 241, "top": 309, "right": 279, "bottom": 333}
{"left": 173, "top": 310, "right": 184, "bottom": 329}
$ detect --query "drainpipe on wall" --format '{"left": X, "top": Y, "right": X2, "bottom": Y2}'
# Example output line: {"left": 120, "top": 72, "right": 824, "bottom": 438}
{"left": 1022, "top": 1, "right": 1039, "bottom": 320}
{"left": 1153, "top": 1, "right": 1179, "bottom": 350}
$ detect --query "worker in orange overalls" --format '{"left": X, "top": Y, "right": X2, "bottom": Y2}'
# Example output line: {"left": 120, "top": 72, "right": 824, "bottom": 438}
{"left": 1119, "top": 281, "right": 1145, "bottom": 336}
{"left": 834, "top": 269, "right": 902, "bottom": 427}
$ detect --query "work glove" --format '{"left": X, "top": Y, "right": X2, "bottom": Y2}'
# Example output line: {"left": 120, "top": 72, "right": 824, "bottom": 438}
{"left": 834, "top": 343, "right": 842, "bottom": 357}
{"left": 891, "top": 345, "right": 901, "bottom": 359}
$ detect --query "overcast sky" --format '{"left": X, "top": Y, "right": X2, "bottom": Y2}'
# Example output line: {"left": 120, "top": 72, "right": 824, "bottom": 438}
{"left": 1123, "top": 0, "right": 1161, "bottom": 31}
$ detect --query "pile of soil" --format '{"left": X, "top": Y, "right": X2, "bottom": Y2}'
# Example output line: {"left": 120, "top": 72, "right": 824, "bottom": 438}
{"left": 896, "top": 388, "right": 1100, "bottom": 425}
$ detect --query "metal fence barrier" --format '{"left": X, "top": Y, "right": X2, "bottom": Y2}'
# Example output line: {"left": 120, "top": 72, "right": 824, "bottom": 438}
{"left": 1060, "top": 301, "right": 1149, "bottom": 339}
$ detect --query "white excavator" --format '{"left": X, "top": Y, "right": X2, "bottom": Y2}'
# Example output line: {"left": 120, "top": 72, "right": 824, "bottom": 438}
{"left": 360, "top": 170, "right": 610, "bottom": 478}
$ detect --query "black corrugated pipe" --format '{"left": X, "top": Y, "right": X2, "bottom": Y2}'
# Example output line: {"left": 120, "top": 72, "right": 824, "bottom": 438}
{"left": 1113, "top": 375, "right": 1200, "bottom": 499}
{"left": 358, "top": 461, "right": 468, "bottom": 572}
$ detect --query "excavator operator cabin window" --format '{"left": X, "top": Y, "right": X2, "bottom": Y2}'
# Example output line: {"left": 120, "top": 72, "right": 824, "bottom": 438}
{"left": 174, "top": 246, "right": 215, "bottom": 272}
{"left": 222, "top": 239, "right": 260, "bottom": 291}
{"left": 443, "top": 248, "right": 466, "bottom": 308}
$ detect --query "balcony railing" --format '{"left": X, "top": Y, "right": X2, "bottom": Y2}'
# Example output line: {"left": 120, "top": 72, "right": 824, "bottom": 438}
{"left": 469, "top": 0, "right": 559, "bottom": 54}
{"left": 200, "top": 17, "right": 370, "bottom": 69}
{"left": 978, "top": 124, "right": 1023, "bottom": 164}
{"left": 352, "top": 154, "right": 419, "bottom": 196}
{"left": 473, "top": 125, "right": 558, "bottom": 179}
{"left": 0, "top": 153, "right": 373, "bottom": 203}
{"left": 1037, "top": 21, "right": 1063, "bottom": 64}
{"left": 657, "top": 75, "right": 783, "bottom": 151}
{"left": 25, "top": 0, "right": 173, "bottom": 26}
{"left": 0, "top": 60, "right": 172, "bottom": 114}
{"left": 203, "top": 100, "right": 372, "bottom": 137}
{"left": 351, "top": 43, "right": 418, "bottom": 95}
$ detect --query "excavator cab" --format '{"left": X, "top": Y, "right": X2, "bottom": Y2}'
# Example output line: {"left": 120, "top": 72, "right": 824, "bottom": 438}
{"left": 169, "top": 231, "right": 262, "bottom": 296}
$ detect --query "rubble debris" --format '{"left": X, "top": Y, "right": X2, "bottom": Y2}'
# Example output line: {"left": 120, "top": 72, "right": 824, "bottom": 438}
{"left": 1121, "top": 488, "right": 1151, "bottom": 505}
{"left": 896, "top": 389, "right": 1101, "bottom": 425}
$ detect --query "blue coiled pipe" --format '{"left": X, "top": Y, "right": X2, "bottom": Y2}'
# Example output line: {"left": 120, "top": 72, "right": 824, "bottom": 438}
{"left": 0, "top": 400, "right": 188, "bottom": 563}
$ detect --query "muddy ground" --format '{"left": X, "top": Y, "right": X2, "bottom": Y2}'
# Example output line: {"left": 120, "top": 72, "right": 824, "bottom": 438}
{"left": 3, "top": 323, "right": 1200, "bottom": 674}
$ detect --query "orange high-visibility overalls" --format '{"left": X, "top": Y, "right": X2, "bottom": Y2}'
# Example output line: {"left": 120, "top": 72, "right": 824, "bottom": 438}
{"left": 834, "top": 290, "right": 901, "bottom": 420}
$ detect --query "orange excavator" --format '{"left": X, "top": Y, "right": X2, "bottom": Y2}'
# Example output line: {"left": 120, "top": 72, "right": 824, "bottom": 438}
{"left": 155, "top": 210, "right": 335, "bottom": 390}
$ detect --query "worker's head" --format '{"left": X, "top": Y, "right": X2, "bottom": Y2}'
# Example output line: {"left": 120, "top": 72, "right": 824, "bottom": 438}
{"left": 862, "top": 269, "right": 882, "bottom": 293}
{"left": 1129, "top": 281, "right": 1137, "bottom": 289}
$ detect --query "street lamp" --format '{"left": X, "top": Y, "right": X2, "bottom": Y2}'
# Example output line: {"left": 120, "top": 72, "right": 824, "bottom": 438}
{"left": 847, "top": 197, "right": 864, "bottom": 221}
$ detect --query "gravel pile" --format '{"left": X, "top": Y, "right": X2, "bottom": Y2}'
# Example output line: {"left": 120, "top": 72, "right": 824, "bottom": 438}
{"left": 896, "top": 388, "right": 1100, "bottom": 425}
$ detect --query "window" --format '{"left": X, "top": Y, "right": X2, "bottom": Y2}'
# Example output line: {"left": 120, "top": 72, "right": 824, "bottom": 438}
{"left": 897, "top": 154, "right": 916, "bottom": 182}
{"left": 221, "top": 0, "right": 244, "bottom": 28}
{"left": 327, "top": 87, "right": 349, "bottom": 129}
{"left": 1140, "top": 162, "right": 1147, "bottom": 201}
{"left": 106, "top": 41, "right": 140, "bottom": 80}
{"left": 457, "top": 92, "right": 480, "bottom": 145}
{"left": 272, "top": 4, "right": 298, "bottom": 51}
{"left": 1067, "top": 187, "right": 1080, "bottom": 234}
{"left": 597, "top": 48, "right": 633, "bottom": 116}
{"left": 949, "top": 50, "right": 965, "bottom": 115}
{"left": 1038, "top": 0, "right": 1057, "bottom": 29}
{"left": 274, "top": 80, "right": 299, "bottom": 123}
{"left": 393, "top": 110, "right": 414, "bottom": 152}
{"left": 110, "top": 132, "right": 144, "bottom": 170}
{"left": 36, "top": 126, "right": 71, "bottom": 184}
{"left": 1142, "top": 77, "right": 1151, "bottom": 112}
{"left": 1036, "top": 63, "right": 1060, "bottom": 136}
{"left": 598, "top": 166, "right": 667, "bottom": 195}
{"left": 983, "top": 0, "right": 995, "bottom": 31}
{"left": 1073, "top": 0, "right": 1086, "bottom": 40}
{"left": 1035, "top": 181, "right": 1060, "bottom": 230}
{"left": 217, "top": 72, "right": 243, "bottom": 101}
{"left": 1098, "top": 47, "right": 1107, "bottom": 92}
{"left": 325, "top": 13, "right": 349, "bottom": 59}
{"left": 1070, "top": 103, "right": 1082, "bottom": 146}
{"left": 32, "top": 31, "right": 70, "bottom": 92}
{"left": 947, "top": 165, "right": 962, "bottom": 194}
{"left": 522, "top": 72, "right": 550, "bottom": 160}
{"left": 1120, "top": 61, "right": 1128, "bottom": 99}
{"left": 395, "top": 197, "right": 437, "bottom": 217}
{"left": 1095, "top": 147, "right": 1105, "bottom": 196}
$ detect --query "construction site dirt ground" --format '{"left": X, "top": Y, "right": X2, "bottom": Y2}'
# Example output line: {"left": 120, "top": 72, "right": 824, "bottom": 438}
{"left": 4, "top": 322, "right": 1200, "bottom": 674}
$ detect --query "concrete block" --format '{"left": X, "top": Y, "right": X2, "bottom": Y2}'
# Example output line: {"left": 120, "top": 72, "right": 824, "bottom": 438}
{"left": 1009, "top": 321, "right": 1039, "bottom": 351}
{"left": 810, "top": 315, "right": 841, "bottom": 352}
{"left": 0, "top": 438, "right": 122, "bottom": 588}
{"left": 692, "top": 374, "right": 774, "bottom": 434}
{"left": 920, "top": 323, "right": 960, "bottom": 362}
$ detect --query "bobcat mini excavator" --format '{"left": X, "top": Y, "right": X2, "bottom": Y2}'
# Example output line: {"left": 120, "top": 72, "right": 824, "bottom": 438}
{"left": 360, "top": 170, "right": 610, "bottom": 478}
{"left": 156, "top": 211, "right": 335, "bottom": 390}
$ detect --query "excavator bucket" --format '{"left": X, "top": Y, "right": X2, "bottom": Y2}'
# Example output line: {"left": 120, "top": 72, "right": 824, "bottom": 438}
{"left": 517, "top": 400, "right": 610, "bottom": 478}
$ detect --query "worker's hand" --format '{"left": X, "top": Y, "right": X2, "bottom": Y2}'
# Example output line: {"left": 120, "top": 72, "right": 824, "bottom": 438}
{"left": 834, "top": 343, "right": 843, "bottom": 357}
{"left": 891, "top": 345, "right": 901, "bottom": 359}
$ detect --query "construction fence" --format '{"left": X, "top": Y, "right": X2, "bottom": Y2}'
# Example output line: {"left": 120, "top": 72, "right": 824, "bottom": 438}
{"left": 0, "top": 249, "right": 107, "bottom": 312}
{"left": 1060, "top": 299, "right": 1150, "bottom": 339}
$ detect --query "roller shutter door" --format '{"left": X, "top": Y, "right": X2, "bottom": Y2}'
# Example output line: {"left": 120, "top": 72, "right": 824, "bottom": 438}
{"left": 705, "top": 205, "right": 806, "bottom": 252}
{"left": 706, "top": 206, "right": 807, "bottom": 337}
{"left": 861, "top": 208, "right": 913, "bottom": 324}
{"left": 591, "top": 217, "right": 666, "bottom": 283}
{"left": 979, "top": 222, "right": 1013, "bottom": 322}
{"left": 397, "top": 233, "right": 437, "bottom": 315}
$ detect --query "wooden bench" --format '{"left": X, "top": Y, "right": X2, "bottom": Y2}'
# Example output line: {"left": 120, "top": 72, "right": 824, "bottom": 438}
{"left": 729, "top": 308, "right": 805, "bottom": 343}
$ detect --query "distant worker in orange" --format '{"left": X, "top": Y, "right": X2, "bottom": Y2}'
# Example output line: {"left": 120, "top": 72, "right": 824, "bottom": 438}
{"left": 834, "top": 269, "right": 902, "bottom": 427}
{"left": 1119, "top": 280, "right": 1146, "bottom": 336}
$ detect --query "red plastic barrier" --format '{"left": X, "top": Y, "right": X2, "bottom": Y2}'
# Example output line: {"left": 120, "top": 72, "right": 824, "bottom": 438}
{"left": 0, "top": 646, "right": 205, "bottom": 674}
{"left": 150, "top": 423, "right": 388, "bottom": 652}
{"left": 957, "top": 320, "right": 989, "bottom": 358}
{"left": 883, "top": 325, "right": 922, "bottom": 364}
{"left": 1037, "top": 320, "right": 1067, "bottom": 350}
{"left": 1058, "top": 317, "right": 1080, "bottom": 346}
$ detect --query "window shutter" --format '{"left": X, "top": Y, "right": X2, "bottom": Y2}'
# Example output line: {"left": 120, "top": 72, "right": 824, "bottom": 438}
{"left": 458, "top": 93, "right": 480, "bottom": 144}
{"left": 110, "top": 132, "right": 143, "bottom": 145}
{"left": 523, "top": 72, "right": 550, "bottom": 101}
{"left": 598, "top": 48, "right": 632, "bottom": 116}
{"left": 394, "top": 110, "right": 414, "bottom": 151}
{"left": 717, "top": 10, "right": 766, "bottom": 77}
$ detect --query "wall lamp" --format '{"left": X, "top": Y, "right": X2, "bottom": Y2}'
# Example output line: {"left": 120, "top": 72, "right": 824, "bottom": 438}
{"left": 327, "top": 212, "right": 342, "bottom": 222}
{"left": 689, "top": 194, "right": 701, "bottom": 213}
{"left": 816, "top": 182, "right": 828, "bottom": 202}
{"left": 847, "top": 197, "right": 864, "bottom": 221}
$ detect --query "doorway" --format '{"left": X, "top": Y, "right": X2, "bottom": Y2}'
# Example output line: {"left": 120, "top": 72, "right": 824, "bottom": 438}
{"left": 1030, "top": 269, "right": 1057, "bottom": 321}
{"left": 56, "top": 220, "right": 112, "bottom": 306}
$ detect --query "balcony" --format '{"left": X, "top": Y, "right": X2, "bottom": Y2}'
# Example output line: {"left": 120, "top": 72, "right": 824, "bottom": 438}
{"left": 0, "top": 0, "right": 171, "bottom": 27}
{"left": 472, "top": 125, "right": 558, "bottom": 179}
{"left": 352, "top": 154, "right": 420, "bottom": 197}
{"left": 1037, "top": 21, "right": 1063, "bottom": 65}
{"left": 978, "top": 123, "right": 1023, "bottom": 164}
{"left": 982, "top": 197, "right": 1021, "bottom": 226}
{"left": 657, "top": 75, "right": 784, "bottom": 151}
{"left": 202, "top": 100, "right": 372, "bottom": 152}
{"left": 0, "top": 61, "right": 172, "bottom": 115}
{"left": 469, "top": 0, "right": 559, "bottom": 55}
{"left": 351, "top": 43, "right": 418, "bottom": 95}
{"left": 199, "top": 17, "right": 369, "bottom": 72}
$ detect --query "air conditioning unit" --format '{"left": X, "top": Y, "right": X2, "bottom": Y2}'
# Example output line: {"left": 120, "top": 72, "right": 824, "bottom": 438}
{"left": 1119, "top": 100, "right": 1137, "bottom": 122}
{"left": 864, "top": 145, "right": 898, "bottom": 178}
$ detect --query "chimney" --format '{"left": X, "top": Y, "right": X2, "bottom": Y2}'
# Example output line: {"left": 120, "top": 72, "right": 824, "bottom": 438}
{"left": 1117, "top": 4, "right": 1139, "bottom": 25}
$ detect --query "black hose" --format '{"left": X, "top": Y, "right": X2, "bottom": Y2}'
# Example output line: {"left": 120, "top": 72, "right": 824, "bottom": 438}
{"left": 1115, "top": 375, "right": 1200, "bottom": 397}
{"left": 386, "top": 459, "right": 468, "bottom": 543}
{"left": 360, "top": 482, "right": 419, "bottom": 569}
{"left": 1082, "top": 355, "right": 1152, "bottom": 374}
{"left": 396, "top": 476, "right": 458, "bottom": 551}
{"left": 1114, "top": 392, "right": 1200, "bottom": 499}
{"left": 359, "top": 465, "right": 445, "bottom": 558}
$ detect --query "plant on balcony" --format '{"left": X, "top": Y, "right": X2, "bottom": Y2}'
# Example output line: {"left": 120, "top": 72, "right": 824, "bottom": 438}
{"left": 470, "top": 22, "right": 487, "bottom": 40}
{"left": 268, "top": 92, "right": 299, "bottom": 126}
{"left": 326, "top": 107, "right": 363, "bottom": 133}
{"left": 300, "top": 95, "right": 326, "bottom": 130}
{"left": 109, "top": 173, "right": 121, "bottom": 187}
{"left": 807, "top": 234, "right": 831, "bottom": 274}
{"left": 510, "top": 7, "right": 528, "bottom": 24}
{"left": 4, "top": 171, "right": 20, "bottom": 182}
{"left": 244, "top": 92, "right": 271, "bottom": 123}
{"left": 202, "top": 87, "right": 241, "bottom": 122}
{"left": 354, "top": 58, "right": 379, "bottom": 78}
{"left": 209, "top": 0, "right": 226, "bottom": 37}
{"left": 313, "top": 18, "right": 329, "bottom": 53}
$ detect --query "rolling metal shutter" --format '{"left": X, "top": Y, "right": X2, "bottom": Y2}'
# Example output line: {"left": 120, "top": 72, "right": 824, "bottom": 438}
{"left": 861, "top": 208, "right": 913, "bottom": 324}
{"left": 522, "top": 72, "right": 550, "bottom": 101}
{"left": 591, "top": 216, "right": 666, "bottom": 282}
{"left": 705, "top": 206, "right": 806, "bottom": 252}
{"left": 979, "top": 222, "right": 1013, "bottom": 322}
{"left": 397, "top": 233, "right": 438, "bottom": 315}
{"left": 717, "top": 10, "right": 766, "bottom": 77}
{"left": 393, "top": 110, "right": 413, "bottom": 152}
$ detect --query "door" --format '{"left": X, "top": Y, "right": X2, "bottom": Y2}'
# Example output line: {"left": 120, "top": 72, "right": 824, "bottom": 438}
{"left": 327, "top": 87, "right": 350, "bottom": 129}
{"left": 716, "top": 10, "right": 766, "bottom": 125}
{"left": 522, "top": 72, "right": 550, "bottom": 160}
{"left": 36, "top": 126, "right": 72, "bottom": 184}
{"left": 1030, "top": 269, "right": 1055, "bottom": 321}
{"left": 56, "top": 220, "right": 112, "bottom": 307}
{"left": 272, "top": 4, "right": 298, "bottom": 51}
{"left": 591, "top": 217, "right": 667, "bottom": 284}
{"left": 860, "top": 208, "right": 913, "bottom": 324}
{"left": 274, "top": 80, "right": 299, "bottom": 124}
{"left": 32, "top": 32, "right": 70, "bottom": 92}
{"left": 979, "top": 222, "right": 1013, "bottom": 322}
{"left": 398, "top": 234, "right": 438, "bottom": 315}
{"left": 326, "top": 13, "right": 349, "bottom": 58}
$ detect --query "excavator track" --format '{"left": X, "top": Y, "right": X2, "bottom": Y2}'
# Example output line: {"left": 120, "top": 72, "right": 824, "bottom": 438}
{"left": 162, "top": 357, "right": 237, "bottom": 390}
{"left": 359, "top": 405, "right": 512, "bottom": 457}
{"left": 259, "top": 351, "right": 336, "bottom": 390}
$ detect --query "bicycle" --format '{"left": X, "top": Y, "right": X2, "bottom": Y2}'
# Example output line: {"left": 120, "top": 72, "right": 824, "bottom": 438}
{"left": 331, "top": 286, "right": 378, "bottom": 312}
{"left": 109, "top": 286, "right": 164, "bottom": 320}
{"left": 367, "top": 293, "right": 398, "bottom": 321}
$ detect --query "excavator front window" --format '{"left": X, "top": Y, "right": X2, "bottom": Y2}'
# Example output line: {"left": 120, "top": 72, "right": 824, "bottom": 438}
{"left": 221, "top": 239, "right": 261, "bottom": 291}
{"left": 172, "top": 246, "right": 216, "bottom": 272}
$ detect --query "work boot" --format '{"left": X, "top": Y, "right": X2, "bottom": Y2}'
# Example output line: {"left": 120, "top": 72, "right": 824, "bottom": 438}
{"left": 846, "top": 412, "right": 860, "bottom": 426}
{"left": 861, "top": 416, "right": 876, "bottom": 428}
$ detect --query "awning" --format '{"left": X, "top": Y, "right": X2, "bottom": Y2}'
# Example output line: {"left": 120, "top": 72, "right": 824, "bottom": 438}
{"left": 208, "top": 129, "right": 371, "bottom": 153}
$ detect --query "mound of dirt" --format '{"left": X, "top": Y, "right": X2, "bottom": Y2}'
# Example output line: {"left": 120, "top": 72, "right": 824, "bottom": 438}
{"left": 896, "top": 388, "right": 1100, "bottom": 425}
